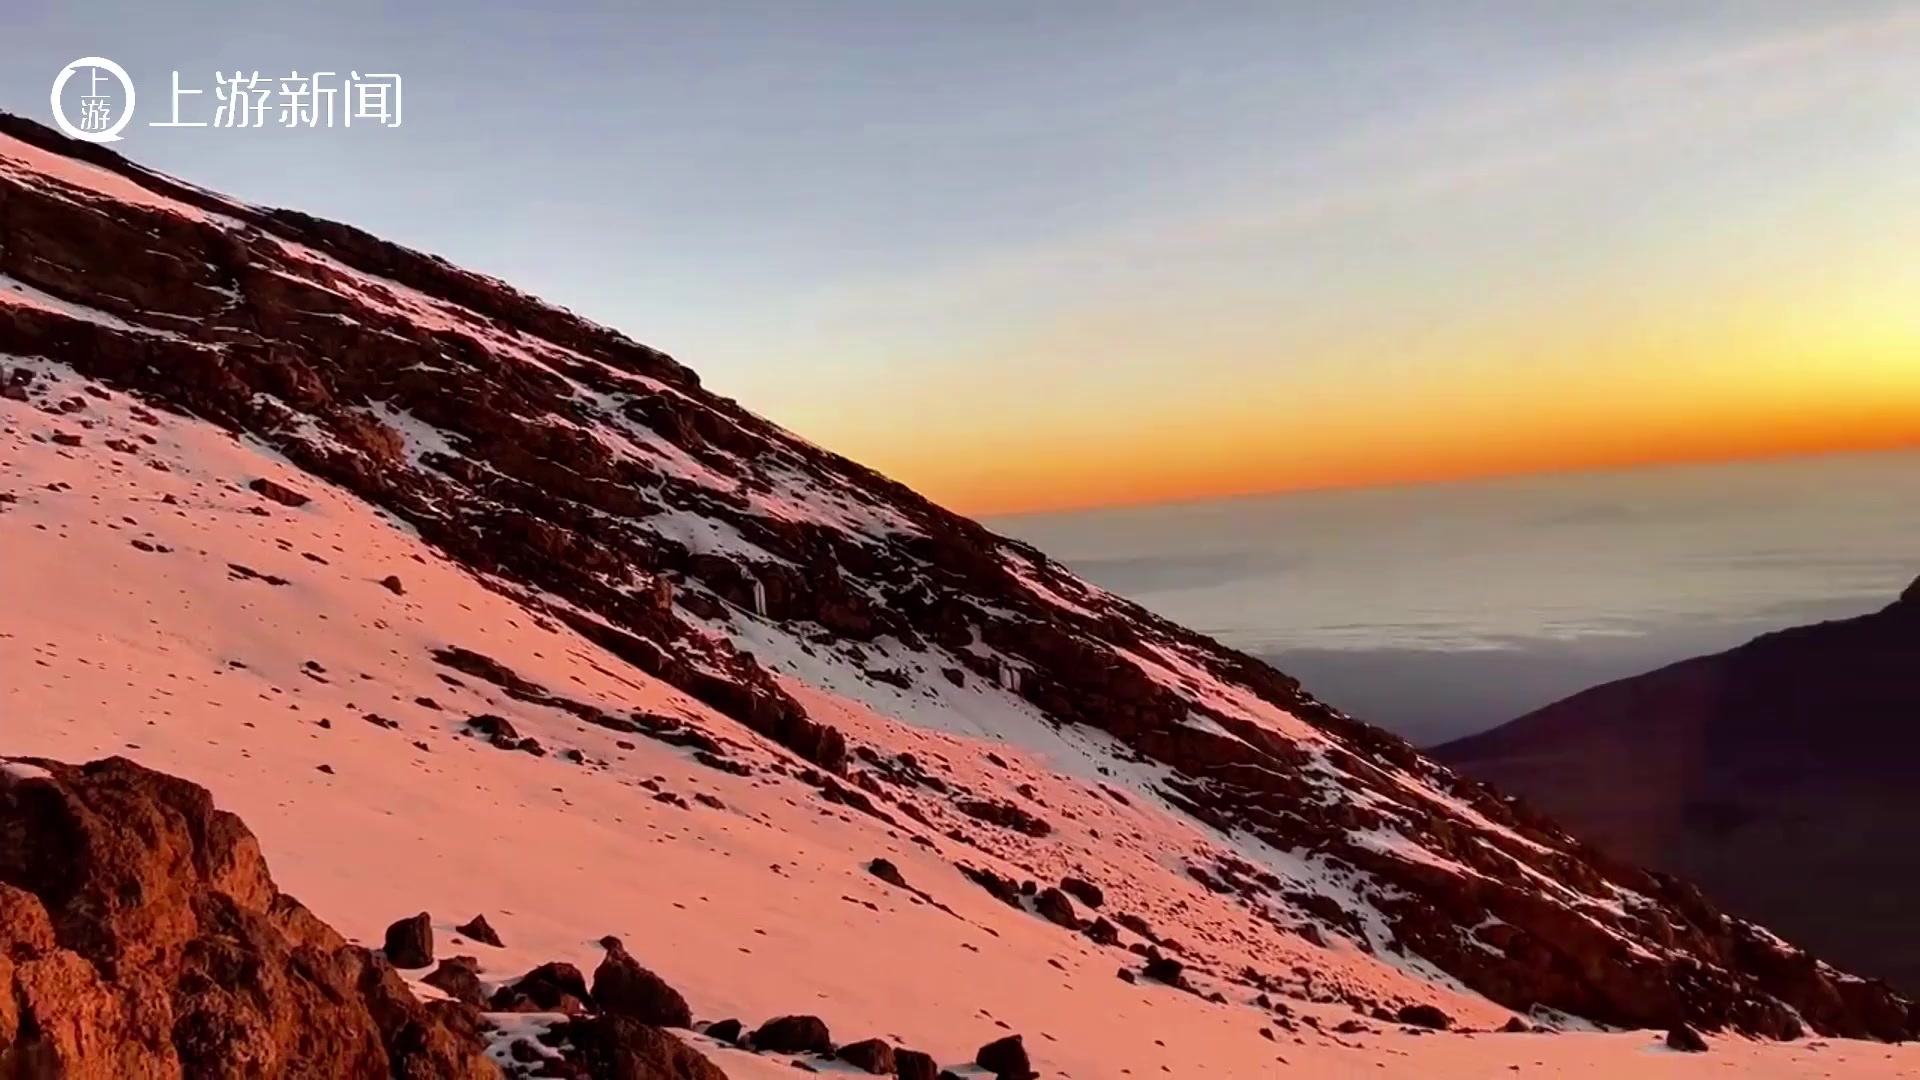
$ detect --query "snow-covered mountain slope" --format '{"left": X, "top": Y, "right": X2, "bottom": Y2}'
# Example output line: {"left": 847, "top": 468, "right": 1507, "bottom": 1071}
{"left": 3, "top": 113, "right": 1917, "bottom": 1076}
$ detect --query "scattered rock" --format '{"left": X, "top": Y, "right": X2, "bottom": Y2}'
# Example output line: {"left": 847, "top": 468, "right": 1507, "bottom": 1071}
{"left": 1500, "top": 1017, "right": 1533, "bottom": 1033}
{"left": 751, "top": 1014, "right": 833, "bottom": 1055}
{"left": 895, "top": 1048, "right": 940, "bottom": 1080}
{"left": 1143, "top": 953, "right": 1184, "bottom": 986}
{"left": 1396, "top": 1003, "right": 1453, "bottom": 1030}
{"left": 379, "top": 574, "right": 407, "bottom": 595}
{"left": 836, "top": 1037, "right": 897, "bottom": 1074}
{"left": 954, "top": 799, "right": 1051, "bottom": 838}
{"left": 975, "top": 1033, "right": 1033, "bottom": 1078}
{"left": 248, "top": 476, "right": 312, "bottom": 507}
{"left": 494, "top": 962, "right": 591, "bottom": 1014}
{"left": 1034, "top": 887, "right": 1080, "bottom": 929}
{"left": 868, "top": 857, "right": 908, "bottom": 888}
{"left": 592, "top": 938, "right": 693, "bottom": 1028}
{"left": 1667, "top": 1024, "right": 1709, "bottom": 1053}
{"left": 383, "top": 911, "right": 434, "bottom": 968}
{"left": 1059, "top": 876, "right": 1104, "bottom": 909}
{"left": 553, "top": 1015, "right": 726, "bottom": 1079}
{"left": 422, "top": 957, "right": 487, "bottom": 1006}
{"left": 455, "top": 913, "right": 504, "bottom": 947}
{"left": 704, "top": 1018, "right": 743, "bottom": 1045}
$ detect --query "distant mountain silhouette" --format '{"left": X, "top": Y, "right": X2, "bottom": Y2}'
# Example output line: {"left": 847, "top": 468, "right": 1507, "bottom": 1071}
{"left": 1437, "top": 575, "right": 1920, "bottom": 990}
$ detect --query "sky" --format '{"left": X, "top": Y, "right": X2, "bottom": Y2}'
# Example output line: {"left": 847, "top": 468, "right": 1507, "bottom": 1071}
{"left": 5, "top": 2, "right": 1918, "bottom": 515}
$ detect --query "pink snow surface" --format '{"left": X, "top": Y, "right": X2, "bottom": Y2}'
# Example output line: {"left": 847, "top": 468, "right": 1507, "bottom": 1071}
{"left": 0, "top": 133, "right": 212, "bottom": 221}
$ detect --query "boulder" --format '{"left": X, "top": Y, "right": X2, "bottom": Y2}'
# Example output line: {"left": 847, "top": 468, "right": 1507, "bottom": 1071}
{"left": 494, "top": 962, "right": 591, "bottom": 1013}
{"left": 1396, "top": 1003, "right": 1452, "bottom": 1030}
{"left": 1143, "top": 953, "right": 1185, "bottom": 986}
{"left": 592, "top": 941, "right": 693, "bottom": 1028}
{"left": 1059, "top": 876, "right": 1104, "bottom": 909}
{"left": 750, "top": 1014, "right": 833, "bottom": 1055}
{"left": 703, "top": 1018, "right": 743, "bottom": 1044}
{"left": 422, "top": 957, "right": 487, "bottom": 1007}
{"left": 1033, "top": 887, "right": 1080, "bottom": 929}
{"left": 895, "top": 1048, "right": 940, "bottom": 1080}
{"left": 836, "top": 1037, "right": 897, "bottom": 1073}
{"left": 1667, "top": 1024, "right": 1709, "bottom": 1053}
{"left": 975, "top": 1033, "right": 1033, "bottom": 1078}
{"left": 555, "top": 1014, "right": 726, "bottom": 1079}
{"left": 383, "top": 911, "right": 434, "bottom": 969}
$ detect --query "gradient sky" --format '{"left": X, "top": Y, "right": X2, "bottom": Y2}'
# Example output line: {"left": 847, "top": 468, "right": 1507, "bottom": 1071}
{"left": 6, "top": 2, "right": 1918, "bottom": 514}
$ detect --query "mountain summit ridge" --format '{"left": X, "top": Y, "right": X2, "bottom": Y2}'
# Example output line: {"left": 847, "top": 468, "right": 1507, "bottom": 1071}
{"left": 2, "top": 112, "right": 1917, "bottom": 1075}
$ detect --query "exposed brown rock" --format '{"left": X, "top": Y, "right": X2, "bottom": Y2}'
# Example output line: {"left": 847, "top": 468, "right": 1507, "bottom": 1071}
{"left": 836, "top": 1037, "right": 897, "bottom": 1073}
{"left": 1667, "top": 1023, "right": 1709, "bottom": 1052}
{"left": 1059, "top": 875, "right": 1104, "bottom": 909}
{"left": 0, "top": 755, "right": 493, "bottom": 1078}
{"left": 454, "top": 913, "right": 503, "bottom": 947}
{"left": 493, "top": 962, "right": 591, "bottom": 1014}
{"left": 383, "top": 911, "right": 433, "bottom": 969}
{"left": 247, "top": 477, "right": 312, "bottom": 507}
{"left": 1033, "top": 887, "right": 1080, "bottom": 930}
{"left": 975, "top": 1033, "right": 1033, "bottom": 1078}
{"left": 421, "top": 957, "right": 486, "bottom": 1007}
{"left": 550, "top": 1014, "right": 726, "bottom": 1079}
{"left": 895, "top": 1048, "right": 940, "bottom": 1080}
{"left": 592, "top": 938, "right": 692, "bottom": 1028}
{"left": 750, "top": 1014, "right": 832, "bottom": 1055}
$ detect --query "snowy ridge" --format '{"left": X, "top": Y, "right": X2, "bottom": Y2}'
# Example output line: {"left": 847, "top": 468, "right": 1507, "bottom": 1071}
{"left": 4, "top": 112, "right": 1918, "bottom": 1076}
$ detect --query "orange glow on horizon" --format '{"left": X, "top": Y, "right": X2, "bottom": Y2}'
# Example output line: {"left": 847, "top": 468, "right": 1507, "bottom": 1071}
{"left": 898, "top": 358, "right": 1920, "bottom": 517}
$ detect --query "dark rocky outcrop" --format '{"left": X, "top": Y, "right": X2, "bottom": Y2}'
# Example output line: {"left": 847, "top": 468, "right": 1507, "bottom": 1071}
{"left": 0, "top": 755, "right": 494, "bottom": 1078}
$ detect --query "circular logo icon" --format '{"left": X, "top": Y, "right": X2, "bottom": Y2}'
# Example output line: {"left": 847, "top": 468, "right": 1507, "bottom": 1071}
{"left": 50, "top": 57, "right": 137, "bottom": 144}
